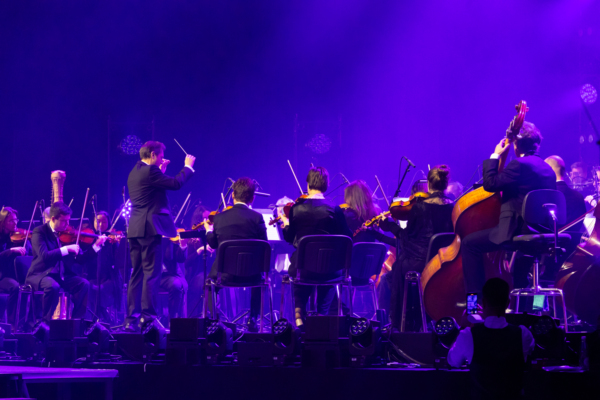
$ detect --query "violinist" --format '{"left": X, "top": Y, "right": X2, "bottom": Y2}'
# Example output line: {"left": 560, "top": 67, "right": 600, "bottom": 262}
{"left": 378, "top": 165, "right": 454, "bottom": 330}
{"left": 281, "top": 166, "right": 352, "bottom": 327}
{"left": 461, "top": 122, "right": 556, "bottom": 297}
{"left": 343, "top": 180, "right": 395, "bottom": 246}
{"left": 0, "top": 207, "right": 31, "bottom": 323}
{"left": 202, "top": 177, "right": 267, "bottom": 331}
{"left": 25, "top": 202, "right": 108, "bottom": 324}
{"left": 159, "top": 236, "right": 188, "bottom": 324}
{"left": 86, "top": 211, "right": 122, "bottom": 322}
{"left": 125, "top": 140, "right": 195, "bottom": 332}
{"left": 185, "top": 204, "right": 215, "bottom": 315}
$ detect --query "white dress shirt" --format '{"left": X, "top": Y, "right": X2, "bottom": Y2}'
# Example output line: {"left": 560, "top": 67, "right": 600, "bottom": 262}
{"left": 447, "top": 316, "right": 535, "bottom": 368}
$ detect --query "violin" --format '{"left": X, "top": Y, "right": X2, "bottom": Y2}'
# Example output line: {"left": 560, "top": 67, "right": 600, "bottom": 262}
{"left": 268, "top": 195, "right": 308, "bottom": 226}
{"left": 58, "top": 227, "right": 123, "bottom": 245}
{"left": 352, "top": 192, "right": 431, "bottom": 236}
{"left": 10, "top": 228, "right": 32, "bottom": 245}
{"left": 207, "top": 206, "right": 233, "bottom": 224}
{"left": 389, "top": 192, "right": 430, "bottom": 221}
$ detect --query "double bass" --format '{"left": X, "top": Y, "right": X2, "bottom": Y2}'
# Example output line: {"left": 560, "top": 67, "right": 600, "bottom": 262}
{"left": 420, "top": 101, "right": 528, "bottom": 322}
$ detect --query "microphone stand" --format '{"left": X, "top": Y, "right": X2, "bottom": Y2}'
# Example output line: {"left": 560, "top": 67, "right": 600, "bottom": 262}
{"left": 392, "top": 162, "right": 414, "bottom": 200}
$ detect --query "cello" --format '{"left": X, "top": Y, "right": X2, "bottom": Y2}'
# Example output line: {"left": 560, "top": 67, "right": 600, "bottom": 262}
{"left": 555, "top": 205, "right": 600, "bottom": 325}
{"left": 420, "top": 101, "right": 528, "bottom": 322}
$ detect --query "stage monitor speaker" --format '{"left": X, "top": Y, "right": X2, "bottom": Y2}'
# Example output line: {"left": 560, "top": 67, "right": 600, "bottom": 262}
{"left": 305, "top": 316, "right": 349, "bottom": 342}
{"left": 49, "top": 319, "right": 83, "bottom": 341}
{"left": 170, "top": 318, "right": 208, "bottom": 341}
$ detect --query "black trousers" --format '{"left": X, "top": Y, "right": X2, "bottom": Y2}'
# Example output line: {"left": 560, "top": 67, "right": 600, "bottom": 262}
{"left": 288, "top": 253, "right": 337, "bottom": 316}
{"left": 461, "top": 228, "right": 500, "bottom": 295}
{"left": 39, "top": 273, "right": 89, "bottom": 323}
{"left": 127, "top": 235, "right": 162, "bottom": 323}
{"left": 160, "top": 274, "right": 187, "bottom": 319}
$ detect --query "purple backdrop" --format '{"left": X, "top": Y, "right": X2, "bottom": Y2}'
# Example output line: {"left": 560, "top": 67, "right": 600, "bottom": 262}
{"left": 1, "top": 0, "right": 599, "bottom": 225}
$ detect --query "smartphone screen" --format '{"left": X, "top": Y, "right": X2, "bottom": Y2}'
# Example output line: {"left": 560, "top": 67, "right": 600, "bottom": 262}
{"left": 466, "top": 293, "right": 478, "bottom": 315}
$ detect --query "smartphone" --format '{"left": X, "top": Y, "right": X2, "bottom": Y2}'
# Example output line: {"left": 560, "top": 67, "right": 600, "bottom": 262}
{"left": 466, "top": 293, "right": 478, "bottom": 315}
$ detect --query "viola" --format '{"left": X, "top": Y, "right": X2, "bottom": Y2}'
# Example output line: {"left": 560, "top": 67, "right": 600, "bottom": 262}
{"left": 389, "top": 192, "right": 430, "bottom": 221}
{"left": 420, "top": 101, "right": 528, "bottom": 322}
{"left": 268, "top": 195, "right": 308, "bottom": 226}
{"left": 10, "top": 228, "right": 32, "bottom": 245}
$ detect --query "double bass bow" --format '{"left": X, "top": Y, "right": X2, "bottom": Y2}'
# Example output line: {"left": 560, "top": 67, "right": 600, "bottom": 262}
{"left": 421, "top": 101, "right": 528, "bottom": 322}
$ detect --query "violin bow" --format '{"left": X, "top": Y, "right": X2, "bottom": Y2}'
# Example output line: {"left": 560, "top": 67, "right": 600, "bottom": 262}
{"left": 559, "top": 205, "right": 596, "bottom": 234}
{"left": 75, "top": 188, "right": 90, "bottom": 248}
{"left": 174, "top": 192, "right": 191, "bottom": 225}
{"left": 23, "top": 201, "right": 38, "bottom": 250}
{"left": 221, "top": 193, "right": 227, "bottom": 209}
{"left": 287, "top": 160, "right": 305, "bottom": 195}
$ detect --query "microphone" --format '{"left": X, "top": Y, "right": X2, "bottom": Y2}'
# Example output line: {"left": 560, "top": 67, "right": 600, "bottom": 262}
{"left": 403, "top": 156, "right": 416, "bottom": 168}
{"left": 228, "top": 177, "right": 235, "bottom": 184}
{"left": 340, "top": 173, "right": 350, "bottom": 185}
{"left": 122, "top": 187, "right": 125, "bottom": 197}
{"left": 254, "top": 191, "right": 271, "bottom": 197}
{"left": 253, "top": 179, "right": 263, "bottom": 189}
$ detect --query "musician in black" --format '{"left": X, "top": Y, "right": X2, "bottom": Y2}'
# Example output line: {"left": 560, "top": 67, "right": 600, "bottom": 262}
{"left": 0, "top": 207, "right": 31, "bottom": 323}
{"left": 202, "top": 178, "right": 267, "bottom": 328}
{"left": 26, "top": 202, "right": 108, "bottom": 323}
{"left": 185, "top": 205, "right": 215, "bottom": 317}
{"left": 379, "top": 165, "right": 454, "bottom": 330}
{"left": 461, "top": 122, "right": 556, "bottom": 296}
{"left": 86, "top": 211, "right": 122, "bottom": 322}
{"left": 160, "top": 236, "right": 188, "bottom": 322}
{"left": 281, "top": 167, "right": 352, "bottom": 327}
{"left": 126, "top": 141, "right": 195, "bottom": 331}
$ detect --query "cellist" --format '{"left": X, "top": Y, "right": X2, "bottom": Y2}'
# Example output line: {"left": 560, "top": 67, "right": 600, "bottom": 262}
{"left": 461, "top": 121, "right": 556, "bottom": 297}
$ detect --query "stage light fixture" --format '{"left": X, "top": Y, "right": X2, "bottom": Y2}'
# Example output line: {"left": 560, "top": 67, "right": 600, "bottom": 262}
{"left": 121, "top": 200, "right": 132, "bottom": 221}
{"left": 206, "top": 320, "right": 233, "bottom": 351}
{"left": 581, "top": 83, "right": 597, "bottom": 104}
{"left": 273, "top": 318, "right": 293, "bottom": 343}
{"left": 350, "top": 318, "right": 371, "bottom": 340}
{"left": 85, "top": 321, "right": 111, "bottom": 353}
{"left": 433, "top": 317, "right": 459, "bottom": 348}
{"left": 142, "top": 319, "right": 167, "bottom": 351}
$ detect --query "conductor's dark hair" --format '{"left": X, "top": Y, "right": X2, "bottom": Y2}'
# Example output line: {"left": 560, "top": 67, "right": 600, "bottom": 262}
{"left": 515, "top": 122, "right": 542, "bottom": 155}
{"left": 307, "top": 167, "right": 329, "bottom": 193}
{"left": 482, "top": 278, "right": 510, "bottom": 310}
{"left": 139, "top": 141, "right": 166, "bottom": 160}
{"left": 233, "top": 177, "right": 256, "bottom": 204}
{"left": 50, "top": 202, "right": 72, "bottom": 219}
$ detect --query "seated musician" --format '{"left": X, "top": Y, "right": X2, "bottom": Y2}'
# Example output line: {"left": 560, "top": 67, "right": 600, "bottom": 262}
{"left": 461, "top": 122, "right": 556, "bottom": 297}
{"left": 185, "top": 204, "right": 215, "bottom": 316}
{"left": 281, "top": 167, "right": 352, "bottom": 327}
{"left": 541, "top": 156, "right": 587, "bottom": 281}
{"left": 42, "top": 207, "right": 51, "bottom": 224}
{"left": 86, "top": 211, "right": 122, "bottom": 322}
{"left": 26, "top": 202, "right": 108, "bottom": 323}
{"left": 202, "top": 177, "right": 267, "bottom": 330}
{"left": 448, "top": 278, "right": 534, "bottom": 399}
{"left": 341, "top": 180, "right": 395, "bottom": 316}
{"left": 379, "top": 165, "right": 454, "bottom": 330}
{"left": 0, "top": 207, "right": 31, "bottom": 322}
{"left": 160, "top": 236, "right": 189, "bottom": 323}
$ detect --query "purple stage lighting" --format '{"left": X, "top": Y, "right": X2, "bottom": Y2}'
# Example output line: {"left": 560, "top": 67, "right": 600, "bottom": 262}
{"left": 580, "top": 84, "right": 597, "bottom": 104}
{"left": 306, "top": 134, "right": 332, "bottom": 154}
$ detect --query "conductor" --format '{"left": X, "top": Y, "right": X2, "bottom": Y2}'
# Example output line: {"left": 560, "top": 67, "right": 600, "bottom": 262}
{"left": 125, "top": 140, "right": 195, "bottom": 331}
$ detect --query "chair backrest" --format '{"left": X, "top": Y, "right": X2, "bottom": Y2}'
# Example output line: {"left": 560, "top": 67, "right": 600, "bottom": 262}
{"left": 14, "top": 256, "right": 33, "bottom": 284}
{"left": 216, "top": 240, "right": 271, "bottom": 277}
{"left": 522, "top": 189, "right": 567, "bottom": 226}
{"left": 349, "top": 242, "right": 388, "bottom": 280}
{"left": 426, "top": 233, "right": 455, "bottom": 263}
{"left": 296, "top": 235, "right": 353, "bottom": 275}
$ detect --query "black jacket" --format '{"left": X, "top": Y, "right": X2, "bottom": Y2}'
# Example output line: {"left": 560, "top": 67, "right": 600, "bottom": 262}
{"left": 0, "top": 233, "right": 32, "bottom": 280}
{"left": 26, "top": 223, "right": 98, "bottom": 289}
{"left": 206, "top": 203, "right": 268, "bottom": 277}
{"left": 483, "top": 155, "right": 556, "bottom": 244}
{"left": 126, "top": 161, "right": 194, "bottom": 239}
{"left": 283, "top": 198, "right": 352, "bottom": 248}
{"left": 556, "top": 181, "right": 586, "bottom": 233}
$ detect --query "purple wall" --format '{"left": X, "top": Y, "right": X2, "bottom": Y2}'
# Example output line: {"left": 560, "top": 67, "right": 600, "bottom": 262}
{"left": 1, "top": 1, "right": 599, "bottom": 224}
